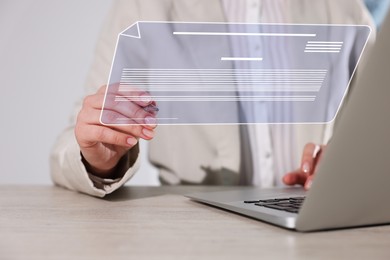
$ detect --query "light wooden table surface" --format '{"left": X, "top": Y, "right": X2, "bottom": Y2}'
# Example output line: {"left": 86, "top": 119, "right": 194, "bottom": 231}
{"left": 1, "top": 185, "right": 390, "bottom": 260}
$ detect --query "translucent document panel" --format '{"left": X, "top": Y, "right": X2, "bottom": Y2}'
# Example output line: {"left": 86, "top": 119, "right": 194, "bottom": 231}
{"left": 101, "top": 22, "right": 371, "bottom": 125}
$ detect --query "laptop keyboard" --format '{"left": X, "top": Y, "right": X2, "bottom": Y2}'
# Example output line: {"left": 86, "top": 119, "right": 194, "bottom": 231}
{"left": 244, "top": 197, "right": 306, "bottom": 214}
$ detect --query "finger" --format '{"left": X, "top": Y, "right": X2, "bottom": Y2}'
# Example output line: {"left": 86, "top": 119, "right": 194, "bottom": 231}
{"left": 78, "top": 107, "right": 156, "bottom": 140}
{"left": 312, "top": 145, "right": 325, "bottom": 174}
{"left": 97, "top": 84, "right": 155, "bottom": 108}
{"left": 86, "top": 85, "right": 159, "bottom": 127}
{"left": 300, "top": 143, "right": 318, "bottom": 175}
{"left": 102, "top": 105, "right": 157, "bottom": 128}
{"left": 76, "top": 124, "right": 138, "bottom": 149}
{"left": 107, "top": 83, "right": 159, "bottom": 124}
{"left": 83, "top": 92, "right": 158, "bottom": 127}
{"left": 97, "top": 85, "right": 107, "bottom": 94}
{"left": 283, "top": 171, "right": 308, "bottom": 186}
{"left": 82, "top": 93, "right": 105, "bottom": 110}
{"left": 303, "top": 145, "right": 325, "bottom": 190}
{"left": 106, "top": 82, "right": 154, "bottom": 107}
{"left": 304, "top": 175, "right": 314, "bottom": 190}
{"left": 104, "top": 92, "right": 157, "bottom": 125}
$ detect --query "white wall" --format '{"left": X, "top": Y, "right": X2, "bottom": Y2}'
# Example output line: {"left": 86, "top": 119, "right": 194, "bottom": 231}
{"left": 0, "top": 0, "right": 159, "bottom": 185}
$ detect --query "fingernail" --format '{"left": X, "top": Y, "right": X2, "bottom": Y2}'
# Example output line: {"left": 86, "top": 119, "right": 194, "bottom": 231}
{"left": 140, "top": 94, "right": 152, "bottom": 104}
{"left": 302, "top": 162, "right": 310, "bottom": 173}
{"left": 144, "top": 116, "right": 157, "bottom": 126}
{"left": 142, "top": 128, "right": 155, "bottom": 138}
{"left": 127, "top": 137, "right": 138, "bottom": 146}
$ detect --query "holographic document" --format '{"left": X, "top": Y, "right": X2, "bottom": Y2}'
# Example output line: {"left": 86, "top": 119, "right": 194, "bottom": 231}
{"left": 101, "top": 22, "right": 371, "bottom": 125}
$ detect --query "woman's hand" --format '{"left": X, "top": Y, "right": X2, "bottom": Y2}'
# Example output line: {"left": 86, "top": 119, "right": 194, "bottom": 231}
{"left": 283, "top": 143, "right": 325, "bottom": 190}
{"left": 75, "top": 85, "right": 157, "bottom": 178}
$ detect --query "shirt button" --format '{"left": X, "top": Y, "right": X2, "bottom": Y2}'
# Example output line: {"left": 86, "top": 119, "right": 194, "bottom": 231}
{"left": 265, "top": 152, "right": 272, "bottom": 159}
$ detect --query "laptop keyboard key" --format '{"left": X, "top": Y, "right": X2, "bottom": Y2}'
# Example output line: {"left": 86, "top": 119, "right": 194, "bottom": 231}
{"left": 248, "top": 196, "right": 305, "bottom": 214}
{"left": 244, "top": 200, "right": 261, "bottom": 204}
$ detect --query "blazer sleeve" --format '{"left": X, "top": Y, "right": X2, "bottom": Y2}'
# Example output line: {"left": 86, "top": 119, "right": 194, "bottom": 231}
{"left": 50, "top": 0, "right": 145, "bottom": 197}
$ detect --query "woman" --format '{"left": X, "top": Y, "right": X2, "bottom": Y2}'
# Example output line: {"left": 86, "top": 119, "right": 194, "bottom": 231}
{"left": 50, "top": 0, "right": 375, "bottom": 197}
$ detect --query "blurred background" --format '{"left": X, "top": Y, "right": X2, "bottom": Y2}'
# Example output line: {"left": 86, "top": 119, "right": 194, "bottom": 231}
{"left": 0, "top": 0, "right": 159, "bottom": 185}
{"left": 0, "top": 0, "right": 388, "bottom": 185}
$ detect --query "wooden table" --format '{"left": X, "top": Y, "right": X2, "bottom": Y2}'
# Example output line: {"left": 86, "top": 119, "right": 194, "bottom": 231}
{"left": 1, "top": 185, "right": 390, "bottom": 259}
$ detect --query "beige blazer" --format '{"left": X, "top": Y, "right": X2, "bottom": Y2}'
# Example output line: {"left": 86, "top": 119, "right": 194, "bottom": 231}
{"left": 50, "top": 0, "right": 375, "bottom": 197}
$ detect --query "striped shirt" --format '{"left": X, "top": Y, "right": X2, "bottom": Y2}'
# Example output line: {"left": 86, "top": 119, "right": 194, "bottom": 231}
{"left": 222, "top": 0, "right": 298, "bottom": 187}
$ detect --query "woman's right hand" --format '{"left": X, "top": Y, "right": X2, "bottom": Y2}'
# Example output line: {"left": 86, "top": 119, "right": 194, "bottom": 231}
{"left": 75, "top": 85, "right": 157, "bottom": 178}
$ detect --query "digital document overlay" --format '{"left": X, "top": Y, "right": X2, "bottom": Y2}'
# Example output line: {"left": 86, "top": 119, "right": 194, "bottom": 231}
{"left": 101, "top": 22, "right": 371, "bottom": 125}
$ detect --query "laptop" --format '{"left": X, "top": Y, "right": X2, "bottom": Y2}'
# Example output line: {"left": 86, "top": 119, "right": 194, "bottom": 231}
{"left": 187, "top": 13, "right": 390, "bottom": 232}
